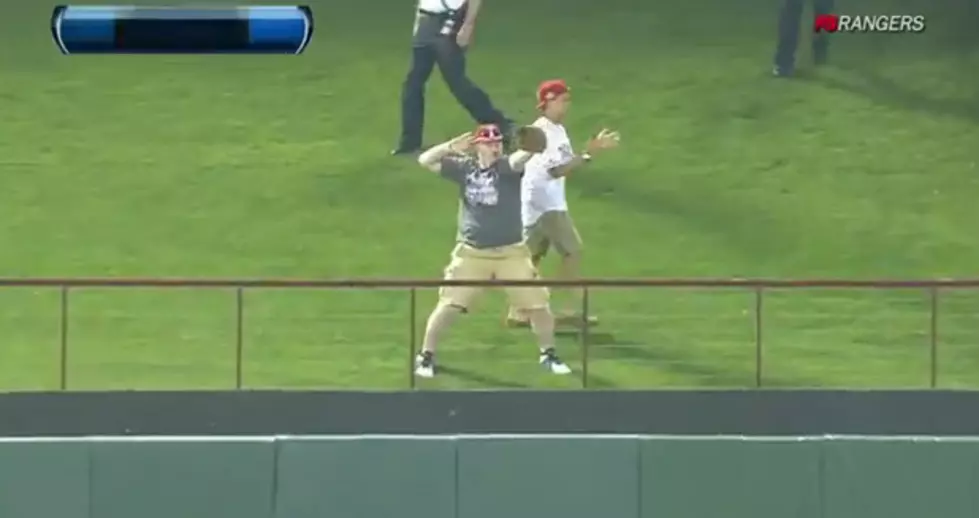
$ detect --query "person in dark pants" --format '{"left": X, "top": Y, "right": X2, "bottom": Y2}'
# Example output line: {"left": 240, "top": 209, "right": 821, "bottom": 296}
{"left": 773, "top": 0, "right": 835, "bottom": 77}
{"left": 392, "top": 0, "right": 514, "bottom": 155}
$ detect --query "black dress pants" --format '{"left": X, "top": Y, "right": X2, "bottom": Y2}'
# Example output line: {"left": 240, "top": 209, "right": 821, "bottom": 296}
{"left": 774, "top": 0, "right": 834, "bottom": 73}
{"left": 398, "top": 37, "right": 510, "bottom": 149}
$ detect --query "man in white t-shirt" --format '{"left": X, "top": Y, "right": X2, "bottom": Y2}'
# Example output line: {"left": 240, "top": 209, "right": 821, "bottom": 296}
{"left": 506, "top": 79, "right": 619, "bottom": 327}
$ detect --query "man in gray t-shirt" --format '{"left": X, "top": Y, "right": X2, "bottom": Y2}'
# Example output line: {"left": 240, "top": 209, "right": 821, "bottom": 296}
{"left": 441, "top": 151, "right": 523, "bottom": 250}
{"left": 413, "top": 124, "right": 572, "bottom": 379}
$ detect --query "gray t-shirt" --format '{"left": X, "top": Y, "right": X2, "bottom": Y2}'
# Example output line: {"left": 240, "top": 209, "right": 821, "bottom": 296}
{"left": 440, "top": 155, "right": 523, "bottom": 249}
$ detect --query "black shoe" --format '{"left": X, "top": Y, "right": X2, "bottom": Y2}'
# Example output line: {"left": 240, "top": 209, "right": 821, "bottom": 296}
{"left": 391, "top": 145, "right": 421, "bottom": 156}
{"left": 772, "top": 65, "right": 792, "bottom": 77}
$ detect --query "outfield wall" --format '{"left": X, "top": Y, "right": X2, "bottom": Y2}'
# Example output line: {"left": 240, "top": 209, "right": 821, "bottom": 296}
{"left": 2, "top": 434, "right": 977, "bottom": 518}
{"left": 7, "top": 390, "right": 979, "bottom": 436}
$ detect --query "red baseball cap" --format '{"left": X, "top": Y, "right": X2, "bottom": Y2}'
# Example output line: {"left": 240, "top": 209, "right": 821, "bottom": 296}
{"left": 472, "top": 123, "right": 504, "bottom": 143}
{"left": 537, "top": 79, "right": 570, "bottom": 109}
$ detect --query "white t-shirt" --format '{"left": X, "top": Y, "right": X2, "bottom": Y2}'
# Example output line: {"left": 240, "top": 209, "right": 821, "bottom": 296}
{"left": 417, "top": 0, "right": 467, "bottom": 12}
{"left": 521, "top": 116, "right": 573, "bottom": 227}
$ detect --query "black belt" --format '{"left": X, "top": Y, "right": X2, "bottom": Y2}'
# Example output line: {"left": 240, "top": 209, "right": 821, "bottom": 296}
{"left": 418, "top": 8, "right": 448, "bottom": 16}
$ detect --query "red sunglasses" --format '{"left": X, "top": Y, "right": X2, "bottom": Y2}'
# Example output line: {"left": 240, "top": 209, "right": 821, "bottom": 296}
{"left": 473, "top": 125, "right": 503, "bottom": 142}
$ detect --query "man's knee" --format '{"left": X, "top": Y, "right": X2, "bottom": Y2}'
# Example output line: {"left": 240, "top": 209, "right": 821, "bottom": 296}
{"left": 528, "top": 241, "right": 548, "bottom": 264}
{"left": 404, "top": 54, "right": 434, "bottom": 91}
{"left": 443, "top": 74, "right": 477, "bottom": 99}
{"left": 558, "top": 245, "right": 582, "bottom": 265}
{"left": 403, "top": 70, "right": 428, "bottom": 93}
{"left": 507, "top": 287, "right": 549, "bottom": 312}
{"left": 524, "top": 227, "right": 549, "bottom": 260}
{"left": 439, "top": 63, "right": 478, "bottom": 97}
{"left": 524, "top": 305, "right": 555, "bottom": 330}
{"left": 438, "top": 287, "right": 479, "bottom": 312}
{"left": 431, "top": 301, "right": 465, "bottom": 317}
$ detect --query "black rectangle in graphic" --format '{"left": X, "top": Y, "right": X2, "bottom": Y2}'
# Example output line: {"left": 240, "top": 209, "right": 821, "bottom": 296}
{"left": 114, "top": 18, "right": 250, "bottom": 53}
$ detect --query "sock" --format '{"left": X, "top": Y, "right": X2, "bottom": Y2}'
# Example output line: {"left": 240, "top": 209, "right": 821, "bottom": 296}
{"left": 421, "top": 304, "right": 461, "bottom": 353}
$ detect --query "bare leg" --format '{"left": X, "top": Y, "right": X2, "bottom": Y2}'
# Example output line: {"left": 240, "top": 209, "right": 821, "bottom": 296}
{"left": 525, "top": 306, "right": 555, "bottom": 349}
{"left": 415, "top": 303, "right": 463, "bottom": 378}
{"left": 526, "top": 306, "right": 571, "bottom": 374}
{"left": 421, "top": 303, "right": 462, "bottom": 353}
{"left": 557, "top": 252, "right": 580, "bottom": 314}
{"left": 556, "top": 252, "right": 598, "bottom": 325}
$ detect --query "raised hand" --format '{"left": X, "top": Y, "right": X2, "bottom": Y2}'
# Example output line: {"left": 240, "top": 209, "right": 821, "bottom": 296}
{"left": 590, "top": 128, "right": 620, "bottom": 151}
{"left": 448, "top": 132, "right": 474, "bottom": 153}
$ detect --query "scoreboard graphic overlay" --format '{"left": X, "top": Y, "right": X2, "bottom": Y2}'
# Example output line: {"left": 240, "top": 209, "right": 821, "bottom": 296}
{"left": 51, "top": 5, "right": 314, "bottom": 54}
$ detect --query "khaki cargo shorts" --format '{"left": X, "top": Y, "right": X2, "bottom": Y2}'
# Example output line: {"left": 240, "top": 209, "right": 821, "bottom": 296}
{"left": 439, "top": 242, "right": 549, "bottom": 311}
{"left": 524, "top": 210, "right": 582, "bottom": 259}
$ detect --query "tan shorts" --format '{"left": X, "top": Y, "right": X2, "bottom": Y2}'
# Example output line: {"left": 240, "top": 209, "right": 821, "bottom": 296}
{"left": 439, "top": 242, "right": 549, "bottom": 311}
{"left": 524, "top": 210, "right": 582, "bottom": 259}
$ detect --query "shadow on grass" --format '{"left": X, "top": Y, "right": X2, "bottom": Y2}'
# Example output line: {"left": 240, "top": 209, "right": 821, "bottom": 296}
{"left": 555, "top": 329, "right": 634, "bottom": 345}
{"left": 556, "top": 328, "right": 773, "bottom": 387}
{"left": 437, "top": 364, "right": 530, "bottom": 389}
{"left": 580, "top": 372, "right": 622, "bottom": 389}
{"left": 563, "top": 326, "right": 819, "bottom": 387}
{"left": 600, "top": 341, "right": 763, "bottom": 387}
{"left": 807, "top": 65, "right": 979, "bottom": 125}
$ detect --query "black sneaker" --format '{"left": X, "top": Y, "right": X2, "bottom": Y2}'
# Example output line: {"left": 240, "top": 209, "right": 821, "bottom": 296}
{"left": 414, "top": 351, "right": 436, "bottom": 378}
{"left": 539, "top": 347, "right": 572, "bottom": 375}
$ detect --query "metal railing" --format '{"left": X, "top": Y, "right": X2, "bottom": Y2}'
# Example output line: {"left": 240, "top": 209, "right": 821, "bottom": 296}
{"left": 1, "top": 277, "right": 978, "bottom": 390}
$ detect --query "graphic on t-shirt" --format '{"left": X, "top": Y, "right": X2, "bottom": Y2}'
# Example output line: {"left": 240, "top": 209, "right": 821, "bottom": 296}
{"left": 464, "top": 170, "right": 499, "bottom": 206}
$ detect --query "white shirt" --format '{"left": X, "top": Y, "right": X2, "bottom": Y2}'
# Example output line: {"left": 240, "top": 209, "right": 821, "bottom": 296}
{"left": 418, "top": 0, "right": 467, "bottom": 12}
{"left": 521, "top": 116, "right": 573, "bottom": 227}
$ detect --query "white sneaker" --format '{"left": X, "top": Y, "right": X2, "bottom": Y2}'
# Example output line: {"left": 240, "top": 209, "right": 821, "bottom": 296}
{"left": 539, "top": 348, "right": 572, "bottom": 375}
{"left": 414, "top": 351, "right": 435, "bottom": 378}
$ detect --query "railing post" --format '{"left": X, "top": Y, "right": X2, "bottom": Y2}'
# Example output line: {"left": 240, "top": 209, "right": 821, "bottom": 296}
{"left": 235, "top": 287, "right": 244, "bottom": 389}
{"left": 59, "top": 286, "right": 70, "bottom": 391}
{"left": 929, "top": 287, "right": 939, "bottom": 388}
{"left": 754, "top": 286, "right": 764, "bottom": 388}
{"left": 580, "top": 286, "right": 590, "bottom": 388}
{"left": 409, "top": 287, "right": 417, "bottom": 389}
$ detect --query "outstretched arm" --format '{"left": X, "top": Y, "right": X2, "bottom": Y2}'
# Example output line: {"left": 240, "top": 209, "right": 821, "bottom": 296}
{"left": 507, "top": 125, "right": 547, "bottom": 172}
{"left": 547, "top": 154, "right": 589, "bottom": 178}
{"left": 548, "top": 129, "right": 619, "bottom": 178}
{"left": 418, "top": 143, "right": 456, "bottom": 173}
{"left": 507, "top": 150, "right": 535, "bottom": 172}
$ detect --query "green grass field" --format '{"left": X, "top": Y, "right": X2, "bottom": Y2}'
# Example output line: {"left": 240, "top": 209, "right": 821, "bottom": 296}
{"left": 0, "top": 0, "right": 977, "bottom": 391}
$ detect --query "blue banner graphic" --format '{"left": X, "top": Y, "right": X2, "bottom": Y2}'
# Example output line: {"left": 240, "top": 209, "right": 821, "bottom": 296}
{"left": 51, "top": 5, "right": 313, "bottom": 54}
